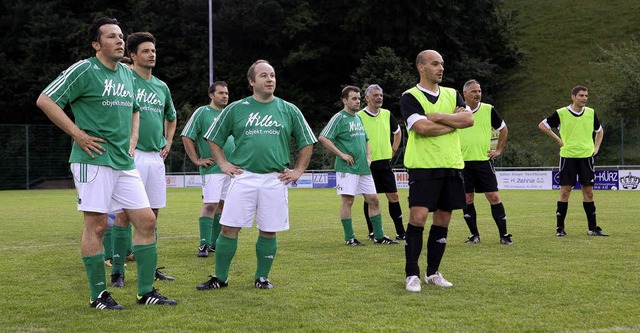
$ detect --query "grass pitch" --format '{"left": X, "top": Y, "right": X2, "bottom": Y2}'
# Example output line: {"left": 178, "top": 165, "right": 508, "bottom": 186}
{"left": 1, "top": 188, "right": 639, "bottom": 332}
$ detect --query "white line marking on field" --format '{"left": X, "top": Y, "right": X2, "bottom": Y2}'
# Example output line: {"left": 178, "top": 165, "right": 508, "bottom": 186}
{"left": 0, "top": 235, "right": 196, "bottom": 251}
{"left": 564, "top": 324, "right": 640, "bottom": 333}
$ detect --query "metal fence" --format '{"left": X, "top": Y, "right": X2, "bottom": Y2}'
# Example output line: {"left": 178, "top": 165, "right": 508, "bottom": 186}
{"left": 0, "top": 125, "right": 73, "bottom": 190}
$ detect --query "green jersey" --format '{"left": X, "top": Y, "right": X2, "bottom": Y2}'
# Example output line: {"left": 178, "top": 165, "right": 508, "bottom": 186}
{"left": 181, "top": 105, "right": 235, "bottom": 175}
{"left": 132, "top": 71, "right": 177, "bottom": 152}
{"left": 320, "top": 110, "right": 371, "bottom": 175}
{"left": 42, "top": 57, "right": 137, "bottom": 170}
{"left": 205, "top": 96, "right": 317, "bottom": 174}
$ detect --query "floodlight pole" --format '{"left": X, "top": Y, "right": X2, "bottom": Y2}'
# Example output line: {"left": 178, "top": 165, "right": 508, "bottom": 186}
{"left": 209, "top": 0, "right": 213, "bottom": 85}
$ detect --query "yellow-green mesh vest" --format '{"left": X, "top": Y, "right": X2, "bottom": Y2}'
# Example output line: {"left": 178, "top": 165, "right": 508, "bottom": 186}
{"left": 558, "top": 107, "right": 595, "bottom": 158}
{"left": 358, "top": 108, "right": 392, "bottom": 161}
{"left": 459, "top": 103, "right": 492, "bottom": 161}
{"left": 404, "top": 87, "right": 464, "bottom": 169}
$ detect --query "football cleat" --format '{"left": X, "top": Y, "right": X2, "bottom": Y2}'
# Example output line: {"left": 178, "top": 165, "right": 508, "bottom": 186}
{"left": 155, "top": 267, "right": 175, "bottom": 281}
{"left": 255, "top": 277, "right": 274, "bottom": 289}
{"left": 136, "top": 288, "right": 177, "bottom": 305}
{"left": 465, "top": 234, "right": 480, "bottom": 244}
{"left": 373, "top": 236, "right": 400, "bottom": 244}
{"left": 367, "top": 233, "right": 375, "bottom": 241}
{"left": 345, "top": 238, "right": 365, "bottom": 246}
{"left": 405, "top": 275, "right": 421, "bottom": 292}
{"left": 500, "top": 234, "right": 513, "bottom": 245}
{"left": 198, "top": 244, "right": 209, "bottom": 257}
{"left": 588, "top": 226, "right": 608, "bottom": 236}
{"left": 196, "top": 275, "right": 228, "bottom": 290}
{"left": 425, "top": 271, "right": 453, "bottom": 287}
{"left": 396, "top": 233, "right": 406, "bottom": 241}
{"left": 110, "top": 272, "right": 124, "bottom": 288}
{"left": 90, "top": 290, "right": 124, "bottom": 310}
{"left": 556, "top": 228, "right": 567, "bottom": 237}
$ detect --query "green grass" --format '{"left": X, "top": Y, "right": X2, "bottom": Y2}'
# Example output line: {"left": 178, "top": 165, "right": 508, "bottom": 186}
{"left": 499, "top": 0, "right": 640, "bottom": 165}
{"left": 1, "top": 188, "right": 640, "bottom": 332}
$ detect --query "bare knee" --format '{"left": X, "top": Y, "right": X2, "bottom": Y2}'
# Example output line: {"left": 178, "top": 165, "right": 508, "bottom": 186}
{"left": 201, "top": 203, "right": 217, "bottom": 217}
{"left": 485, "top": 192, "right": 501, "bottom": 205}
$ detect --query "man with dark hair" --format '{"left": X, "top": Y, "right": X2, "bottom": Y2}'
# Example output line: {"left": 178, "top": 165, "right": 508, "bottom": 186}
{"left": 320, "top": 86, "right": 398, "bottom": 246}
{"left": 36, "top": 18, "right": 177, "bottom": 310}
{"left": 109, "top": 31, "right": 177, "bottom": 287}
{"left": 357, "top": 84, "right": 406, "bottom": 241}
{"left": 538, "top": 85, "right": 606, "bottom": 237}
{"left": 459, "top": 79, "right": 512, "bottom": 245}
{"left": 196, "top": 60, "right": 317, "bottom": 290}
{"left": 400, "top": 50, "right": 473, "bottom": 292}
{"left": 182, "top": 81, "right": 233, "bottom": 257}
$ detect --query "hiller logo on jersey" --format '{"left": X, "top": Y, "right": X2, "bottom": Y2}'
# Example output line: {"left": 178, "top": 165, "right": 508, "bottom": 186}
{"left": 102, "top": 79, "right": 133, "bottom": 98}
{"left": 245, "top": 112, "right": 283, "bottom": 128}
{"left": 349, "top": 121, "right": 364, "bottom": 132}
{"left": 135, "top": 89, "right": 163, "bottom": 106}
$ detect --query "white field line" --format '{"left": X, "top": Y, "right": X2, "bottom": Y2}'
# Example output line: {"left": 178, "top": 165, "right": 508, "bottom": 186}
{"left": 563, "top": 324, "right": 640, "bottom": 333}
{"left": 0, "top": 234, "right": 195, "bottom": 251}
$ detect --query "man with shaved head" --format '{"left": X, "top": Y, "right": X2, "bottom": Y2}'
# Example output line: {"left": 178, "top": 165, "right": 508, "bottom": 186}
{"left": 399, "top": 50, "right": 474, "bottom": 292}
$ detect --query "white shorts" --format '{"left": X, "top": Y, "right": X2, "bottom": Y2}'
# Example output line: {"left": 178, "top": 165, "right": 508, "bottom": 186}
{"left": 134, "top": 149, "right": 166, "bottom": 209}
{"left": 220, "top": 171, "right": 289, "bottom": 232}
{"left": 202, "top": 173, "right": 231, "bottom": 203}
{"left": 71, "top": 163, "right": 150, "bottom": 213}
{"left": 336, "top": 172, "right": 377, "bottom": 196}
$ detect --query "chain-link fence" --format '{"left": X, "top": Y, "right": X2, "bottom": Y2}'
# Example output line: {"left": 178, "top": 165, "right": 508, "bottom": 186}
{"left": 0, "top": 125, "right": 73, "bottom": 190}
{"left": 0, "top": 124, "right": 343, "bottom": 190}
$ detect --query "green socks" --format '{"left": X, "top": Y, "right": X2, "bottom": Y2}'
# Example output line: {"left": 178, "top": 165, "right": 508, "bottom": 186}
{"left": 82, "top": 252, "right": 107, "bottom": 302}
{"left": 341, "top": 218, "right": 355, "bottom": 241}
{"left": 102, "top": 227, "right": 112, "bottom": 260}
{"left": 199, "top": 216, "right": 214, "bottom": 247}
{"left": 214, "top": 235, "right": 238, "bottom": 282}
{"left": 370, "top": 213, "right": 384, "bottom": 240}
{"left": 255, "top": 236, "right": 277, "bottom": 280}
{"left": 126, "top": 224, "right": 133, "bottom": 255}
{"left": 212, "top": 213, "right": 222, "bottom": 246}
{"left": 112, "top": 225, "right": 129, "bottom": 274}
{"left": 134, "top": 242, "right": 157, "bottom": 296}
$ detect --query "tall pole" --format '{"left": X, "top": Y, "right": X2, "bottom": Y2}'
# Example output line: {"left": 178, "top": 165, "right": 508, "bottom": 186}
{"left": 209, "top": 0, "right": 213, "bottom": 85}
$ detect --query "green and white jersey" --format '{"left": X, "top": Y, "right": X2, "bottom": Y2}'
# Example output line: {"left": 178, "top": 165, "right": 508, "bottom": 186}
{"left": 132, "top": 71, "right": 177, "bottom": 152}
{"left": 181, "top": 105, "right": 235, "bottom": 175}
{"left": 320, "top": 110, "right": 371, "bottom": 175}
{"left": 204, "top": 96, "right": 317, "bottom": 174}
{"left": 42, "top": 57, "right": 137, "bottom": 170}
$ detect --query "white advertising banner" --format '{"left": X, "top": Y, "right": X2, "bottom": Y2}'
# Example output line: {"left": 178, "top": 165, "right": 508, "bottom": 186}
{"left": 496, "top": 171, "right": 552, "bottom": 190}
{"left": 165, "top": 175, "right": 184, "bottom": 188}
{"left": 289, "top": 172, "right": 314, "bottom": 188}
{"left": 394, "top": 171, "right": 409, "bottom": 189}
{"left": 184, "top": 175, "right": 202, "bottom": 188}
{"left": 618, "top": 170, "right": 640, "bottom": 190}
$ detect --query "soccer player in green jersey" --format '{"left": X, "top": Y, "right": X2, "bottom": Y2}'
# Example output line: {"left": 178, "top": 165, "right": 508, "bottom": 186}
{"left": 400, "top": 50, "right": 474, "bottom": 292}
{"left": 182, "top": 81, "right": 234, "bottom": 258}
{"left": 538, "top": 85, "right": 606, "bottom": 237}
{"left": 36, "top": 17, "right": 177, "bottom": 309}
{"left": 320, "top": 86, "right": 399, "bottom": 246}
{"left": 109, "top": 32, "right": 178, "bottom": 287}
{"left": 357, "top": 84, "right": 406, "bottom": 241}
{"left": 196, "top": 60, "right": 317, "bottom": 290}
{"left": 459, "top": 79, "right": 512, "bottom": 245}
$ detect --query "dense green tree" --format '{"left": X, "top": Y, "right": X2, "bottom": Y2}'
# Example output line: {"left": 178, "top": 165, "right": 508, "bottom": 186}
{"left": 0, "top": 0, "right": 523, "bottom": 185}
{"left": 594, "top": 40, "right": 640, "bottom": 165}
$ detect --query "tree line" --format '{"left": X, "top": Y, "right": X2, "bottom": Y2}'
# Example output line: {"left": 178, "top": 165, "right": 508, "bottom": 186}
{"left": 1, "top": 0, "right": 524, "bottom": 171}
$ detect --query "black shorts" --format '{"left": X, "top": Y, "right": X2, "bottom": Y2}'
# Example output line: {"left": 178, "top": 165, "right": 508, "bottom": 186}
{"left": 463, "top": 160, "right": 498, "bottom": 193}
{"left": 370, "top": 160, "right": 398, "bottom": 193}
{"left": 407, "top": 168, "right": 466, "bottom": 211}
{"left": 559, "top": 157, "right": 595, "bottom": 186}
